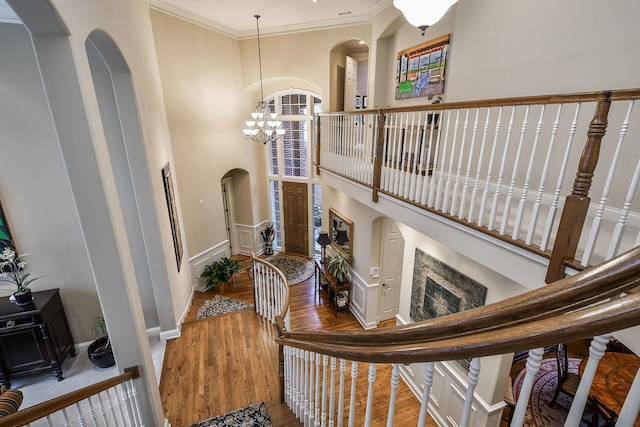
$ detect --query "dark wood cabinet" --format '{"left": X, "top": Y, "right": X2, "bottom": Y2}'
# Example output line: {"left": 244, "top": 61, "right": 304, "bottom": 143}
{"left": 316, "top": 261, "right": 352, "bottom": 315}
{"left": 0, "top": 289, "right": 75, "bottom": 388}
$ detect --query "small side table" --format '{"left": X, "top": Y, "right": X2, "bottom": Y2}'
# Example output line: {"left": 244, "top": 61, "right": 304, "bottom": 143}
{"left": 316, "top": 261, "right": 351, "bottom": 315}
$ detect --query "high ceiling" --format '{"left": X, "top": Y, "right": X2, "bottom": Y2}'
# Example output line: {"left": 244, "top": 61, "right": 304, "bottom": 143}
{"left": 0, "top": 0, "right": 394, "bottom": 38}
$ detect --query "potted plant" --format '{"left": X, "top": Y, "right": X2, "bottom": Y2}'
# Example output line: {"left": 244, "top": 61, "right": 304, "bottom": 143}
{"left": 0, "top": 246, "right": 45, "bottom": 306}
{"left": 200, "top": 257, "right": 244, "bottom": 287}
{"left": 88, "top": 316, "right": 115, "bottom": 369}
{"left": 327, "top": 251, "right": 350, "bottom": 283}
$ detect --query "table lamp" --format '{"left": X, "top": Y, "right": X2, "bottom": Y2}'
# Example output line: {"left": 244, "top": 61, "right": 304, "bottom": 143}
{"left": 317, "top": 231, "right": 331, "bottom": 263}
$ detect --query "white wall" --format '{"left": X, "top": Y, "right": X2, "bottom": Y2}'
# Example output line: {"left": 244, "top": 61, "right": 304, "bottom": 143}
{"left": 0, "top": 22, "right": 101, "bottom": 342}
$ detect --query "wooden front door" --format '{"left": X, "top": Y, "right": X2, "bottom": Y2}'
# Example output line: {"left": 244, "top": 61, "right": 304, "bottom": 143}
{"left": 282, "top": 181, "right": 308, "bottom": 256}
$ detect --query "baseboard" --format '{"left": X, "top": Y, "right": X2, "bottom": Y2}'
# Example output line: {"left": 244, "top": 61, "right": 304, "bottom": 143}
{"left": 159, "top": 328, "right": 180, "bottom": 341}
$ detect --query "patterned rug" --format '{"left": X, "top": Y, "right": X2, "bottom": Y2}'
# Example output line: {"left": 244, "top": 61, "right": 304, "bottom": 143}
{"left": 195, "top": 295, "right": 254, "bottom": 320}
{"left": 265, "top": 252, "right": 315, "bottom": 285}
{"left": 186, "top": 401, "right": 272, "bottom": 427}
{"left": 513, "top": 358, "right": 597, "bottom": 427}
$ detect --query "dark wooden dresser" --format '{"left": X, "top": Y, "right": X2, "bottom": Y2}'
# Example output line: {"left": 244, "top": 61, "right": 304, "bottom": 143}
{"left": 0, "top": 289, "right": 75, "bottom": 388}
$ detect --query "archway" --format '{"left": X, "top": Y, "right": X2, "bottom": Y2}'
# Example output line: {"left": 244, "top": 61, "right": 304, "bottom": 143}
{"left": 329, "top": 39, "right": 370, "bottom": 112}
{"left": 221, "top": 169, "right": 253, "bottom": 255}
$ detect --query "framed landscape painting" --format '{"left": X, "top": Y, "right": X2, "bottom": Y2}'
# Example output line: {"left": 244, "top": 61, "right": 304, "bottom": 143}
{"left": 395, "top": 34, "right": 450, "bottom": 102}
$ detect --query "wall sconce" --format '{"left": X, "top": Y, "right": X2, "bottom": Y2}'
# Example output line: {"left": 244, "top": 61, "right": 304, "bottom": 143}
{"left": 317, "top": 231, "right": 331, "bottom": 263}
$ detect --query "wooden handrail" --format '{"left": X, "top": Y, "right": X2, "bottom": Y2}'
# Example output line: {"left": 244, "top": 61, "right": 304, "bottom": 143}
{"left": 1, "top": 366, "right": 140, "bottom": 427}
{"left": 277, "top": 290, "right": 640, "bottom": 363}
{"left": 275, "top": 247, "right": 640, "bottom": 363}
{"left": 279, "top": 245, "right": 640, "bottom": 345}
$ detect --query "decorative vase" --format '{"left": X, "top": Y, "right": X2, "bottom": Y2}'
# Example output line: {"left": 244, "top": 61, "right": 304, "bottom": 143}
{"left": 13, "top": 289, "right": 33, "bottom": 306}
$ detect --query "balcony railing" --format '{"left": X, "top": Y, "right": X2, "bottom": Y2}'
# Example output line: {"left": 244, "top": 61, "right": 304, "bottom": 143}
{"left": 315, "top": 89, "right": 640, "bottom": 282}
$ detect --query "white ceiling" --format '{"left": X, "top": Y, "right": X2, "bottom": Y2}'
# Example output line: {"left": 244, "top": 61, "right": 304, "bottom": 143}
{"left": 0, "top": 0, "right": 394, "bottom": 38}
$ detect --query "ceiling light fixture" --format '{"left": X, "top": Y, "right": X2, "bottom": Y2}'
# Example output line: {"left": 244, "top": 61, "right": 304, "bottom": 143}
{"left": 243, "top": 15, "right": 285, "bottom": 144}
{"left": 392, "top": 0, "right": 457, "bottom": 35}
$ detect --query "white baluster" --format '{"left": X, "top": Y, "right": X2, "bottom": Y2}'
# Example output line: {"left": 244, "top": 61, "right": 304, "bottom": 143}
{"left": 459, "top": 109, "right": 480, "bottom": 219}
{"left": 74, "top": 402, "right": 88, "bottom": 426}
{"left": 566, "top": 335, "right": 609, "bottom": 426}
{"left": 390, "top": 113, "right": 402, "bottom": 194}
{"left": 540, "top": 103, "right": 581, "bottom": 251}
{"left": 363, "top": 363, "right": 377, "bottom": 427}
{"left": 420, "top": 111, "right": 439, "bottom": 206}
{"left": 427, "top": 112, "right": 445, "bottom": 207}
{"left": 321, "top": 355, "right": 329, "bottom": 427}
{"left": 417, "top": 362, "right": 435, "bottom": 427}
{"left": 450, "top": 109, "right": 470, "bottom": 217}
{"left": 435, "top": 110, "right": 453, "bottom": 211}
{"left": 468, "top": 108, "right": 492, "bottom": 223}
{"left": 489, "top": 106, "right": 516, "bottom": 231}
{"left": 86, "top": 396, "right": 99, "bottom": 426}
{"left": 337, "top": 359, "right": 347, "bottom": 427}
{"left": 329, "top": 357, "right": 338, "bottom": 427}
{"left": 616, "top": 364, "right": 640, "bottom": 427}
{"left": 501, "top": 105, "right": 530, "bottom": 235}
{"left": 304, "top": 350, "right": 311, "bottom": 424}
{"left": 386, "top": 364, "right": 400, "bottom": 427}
{"left": 513, "top": 105, "right": 543, "bottom": 239}
{"left": 478, "top": 106, "right": 503, "bottom": 227}
{"left": 512, "top": 347, "right": 544, "bottom": 427}
{"left": 315, "top": 354, "right": 321, "bottom": 427}
{"left": 459, "top": 358, "right": 480, "bottom": 427}
{"left": 606, "top": 102, "right": 638, "bottom": 260}
{"left": 348, "top": 361, "right": 358, "bottom": 427}
{"left": 527, "top": 104, "right": 562, "bottom": 245}
{"left": 62, "top": 406, "right": 73, "bottom": 426}
{"left": 442, "top": 109, "right": 460, "bottom": 213}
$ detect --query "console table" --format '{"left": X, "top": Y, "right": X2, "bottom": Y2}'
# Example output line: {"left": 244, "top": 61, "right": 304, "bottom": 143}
{"left": 0, "top": 289, "right": 76, "bottom": 388}
{"left": 316, "top": 261, "right": 352, "bottom": 315}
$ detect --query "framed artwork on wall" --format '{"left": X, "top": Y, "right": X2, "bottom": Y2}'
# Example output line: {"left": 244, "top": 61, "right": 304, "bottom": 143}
{"left": 395, "top": 34, "right": 450, "bottom": 102}
{"left": 355, "top": 95, "right": 361, "bottom": 109}
{"left": 0, "top": 199, "right": 16, "bottom": 273}
{"left": 410, "top": 247, "right": 487, "bottom": 370}
{"left": 162, "top": 163, "right": 183, "bottom": 271}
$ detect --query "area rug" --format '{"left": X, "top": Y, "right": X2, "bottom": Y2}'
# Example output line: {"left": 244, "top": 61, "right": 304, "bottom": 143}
{"left": 186, "top": 401, "right": 272, "bottom": 427}
{"left": 195, "top": 295, "right": 254, "bottom": 320}
{"left": 265, "top": 252, "right": 315, "bottom": 285}
{"left": 513, "top": 357, "right": 597, "bottom": 427}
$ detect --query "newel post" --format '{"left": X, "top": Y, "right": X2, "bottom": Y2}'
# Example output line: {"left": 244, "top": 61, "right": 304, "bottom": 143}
{"left": 545, "top": 91, "right": 612, "bottom": 283}
{"left": 371, "top": 109, "right": 386, "bottom": 203}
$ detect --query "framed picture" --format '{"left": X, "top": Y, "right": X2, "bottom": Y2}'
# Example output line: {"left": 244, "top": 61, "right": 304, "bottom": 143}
{"left": 395, "top": 34, "right": 450, "bottom": 101}
{"left": 355, "top": 95, "right": 361, "bottom": 109}
{"left": 162, "top": 163, "right": 183, "bottom": 271}
{"left": 362, "top": 96, "right": 367, "bottom": 109}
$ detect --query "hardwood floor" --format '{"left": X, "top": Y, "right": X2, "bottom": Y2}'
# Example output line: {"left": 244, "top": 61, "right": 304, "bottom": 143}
{"left": 159, "top": 254, "right": 434, "bottom": 427}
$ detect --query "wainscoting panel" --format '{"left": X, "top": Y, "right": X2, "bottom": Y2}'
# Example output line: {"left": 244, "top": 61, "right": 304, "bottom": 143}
{"left": 348, "top": 270, "right": 378, "bottom": 329}
{"left": 188, "top": 241, "right": 230, "bottom": 291}
{"left": 235, "top": 223, "right": 255, "bottom": 255}
{"left": 396, "top": 315, "right": 493, "bottom": 427}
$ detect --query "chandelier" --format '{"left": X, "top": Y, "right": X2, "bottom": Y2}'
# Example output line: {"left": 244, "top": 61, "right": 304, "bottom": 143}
{"left": 392, "top": 0, "right": 457, "bottom": 35}
{"left": 243, "top": 15, "right": 285, "bottom": 144}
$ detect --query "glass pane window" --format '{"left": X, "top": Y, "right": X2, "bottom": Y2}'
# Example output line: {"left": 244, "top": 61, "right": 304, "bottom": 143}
{"left": 281, "top": 93, "right": 308, "bottom": 115}
{"left": 282, "top": 120, "right": 308, "bottom": 178}
{"left": 269, "top": 180, "right": 282, "bottom": 249}
{"left": 313, "top": 97, "right": 322, "bottom": 114}
{"left": 269, "top": 138, "right": 278, "bottom": 175}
